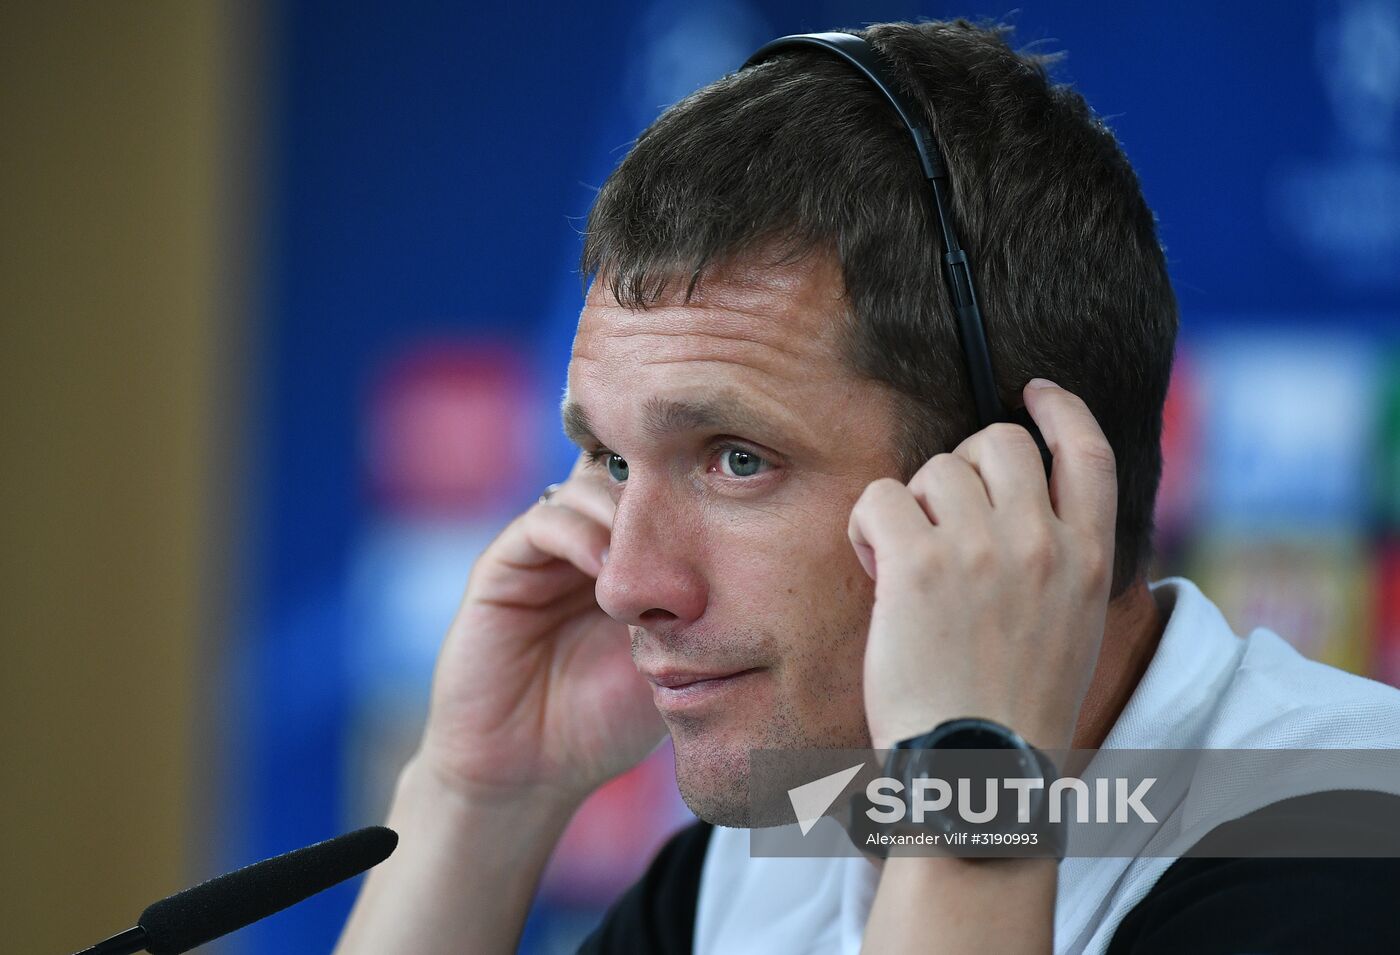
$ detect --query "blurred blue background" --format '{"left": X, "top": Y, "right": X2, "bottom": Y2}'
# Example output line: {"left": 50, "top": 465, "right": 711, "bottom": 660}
{"left": 235, "top": 1, "right": 1400, "bottom": 951}
{"left": 6, "top": 2, "right": 1397, "bottom": 953}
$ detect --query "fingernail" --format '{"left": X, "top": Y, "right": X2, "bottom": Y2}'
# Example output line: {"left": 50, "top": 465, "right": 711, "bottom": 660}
{"left": 1027, "top": 377, "right": 1058, "bottom": 391}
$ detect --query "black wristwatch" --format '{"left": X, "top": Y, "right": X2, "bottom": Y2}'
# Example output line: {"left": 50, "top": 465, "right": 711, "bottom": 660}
{"left": 851, "top": 717, "right": 1065, "bottom": 860}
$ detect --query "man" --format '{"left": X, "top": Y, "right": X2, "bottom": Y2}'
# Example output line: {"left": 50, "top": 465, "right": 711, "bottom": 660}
{"left": 335, "top": 19, "right": 1400, "bottom": 954}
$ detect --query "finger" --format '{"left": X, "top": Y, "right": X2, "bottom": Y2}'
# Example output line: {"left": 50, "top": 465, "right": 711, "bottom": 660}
{"left": 906, "top": 452, "right": 990, "bottom": 529}
{"left": 545, "top": 454, "right": 618, "bottom": 529}
{"left": 493, "top": 501, "right": 611, "bottom": 578}
{"left": 847, "top": 477, "right": 936, "bottom": 581}
{"left": 953, "top": 421, "right": 1054, "bottom": 516}
{"left": 1021, "top": 379, "right": 1118, "bottom": 535}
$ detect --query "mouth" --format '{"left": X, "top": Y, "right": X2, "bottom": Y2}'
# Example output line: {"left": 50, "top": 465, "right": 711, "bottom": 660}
{"left": 642, "top": 666, "right": 764, "bottom": 712}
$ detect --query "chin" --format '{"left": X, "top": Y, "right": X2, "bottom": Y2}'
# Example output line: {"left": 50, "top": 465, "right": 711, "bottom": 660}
{"left": 670, "top": 723, "right": 756, "bottom": 827}
{"left": 667, "top": 707, "right": 839, "bottom": 829}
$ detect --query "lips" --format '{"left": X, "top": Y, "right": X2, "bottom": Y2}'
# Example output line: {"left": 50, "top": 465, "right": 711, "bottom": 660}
{"left": 642, "top": 666, "right": 764, "bottom": 712}
{"left": 642, "top": 667, "right": 758, "bottom": 689}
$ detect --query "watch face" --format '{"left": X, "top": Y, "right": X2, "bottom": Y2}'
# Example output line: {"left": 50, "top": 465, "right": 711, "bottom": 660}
{"left": 899, "top": 732, "right": 1038, "bottom": 784}
{"left": 871, "top": 719, "right": 1066, "bottom": 860}
{"left": 891, "top": 719, "right": 1044, "bottom": 825}
{"left": 893, "top": 717, "right": 1028, "bottom": 753}
{"left": 935, "top": 723, "right": 1020, "bottom": 751}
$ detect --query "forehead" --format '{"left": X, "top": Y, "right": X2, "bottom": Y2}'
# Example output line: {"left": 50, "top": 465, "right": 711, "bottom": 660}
{"left": 564, "top": 252, "right": 908, "bottom": 472}
{"left": 570, "top": 252, "right": 849, "bottom": 377}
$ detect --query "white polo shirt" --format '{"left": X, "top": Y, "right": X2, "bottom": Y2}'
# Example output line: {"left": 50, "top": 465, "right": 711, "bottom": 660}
{"left": 693, "top": 576, "right": 1400, "bottom": 955}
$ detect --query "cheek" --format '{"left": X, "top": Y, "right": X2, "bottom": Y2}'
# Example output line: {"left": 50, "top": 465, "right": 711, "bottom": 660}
{"left": 772, "top": 549, "right": 873, "bottom": 739}
{"left": 765, "top": 511, "right": 875, "bottom": 676}
{"left": 698, "top": 504, "right": 875, "bottom": 744}
{"left": 705, "top": 503, "right": 874, "bottom": 639}
{"left": 786, "top": 503, "right": 870, "bottom": 595}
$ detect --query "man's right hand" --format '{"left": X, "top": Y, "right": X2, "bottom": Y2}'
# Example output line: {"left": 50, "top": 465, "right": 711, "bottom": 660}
{"left": 335, "top": 453, "right": 665, "bottom": 955}
{"left": 415, "top": 450, "right": 666, "bottom": 808}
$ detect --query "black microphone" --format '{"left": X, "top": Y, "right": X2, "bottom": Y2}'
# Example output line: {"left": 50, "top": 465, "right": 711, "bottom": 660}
{"left": 72, "top": 825, "right": 398, "bottom": 955}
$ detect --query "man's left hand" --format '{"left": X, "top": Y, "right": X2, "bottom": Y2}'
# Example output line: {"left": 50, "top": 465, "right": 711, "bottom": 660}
{"left": 848, "top": 378, "right": 1118, "bottom": 752}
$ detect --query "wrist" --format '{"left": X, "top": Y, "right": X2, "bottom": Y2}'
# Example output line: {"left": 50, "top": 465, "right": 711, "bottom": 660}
{"left": 864, "top": 853, "right": 1056, "bottom": 954}
{"left": 871, "top": 711, "right": 1071, "bottom": 753}
{"left": 407, "top": 732, "right": 597, "bottom": 806}
{"left": 394, "top": 753, "right": 584, "bottom": 844}
{"left": 881, "top": 853, "right": 1055, "bottom": 884}
{"left": 336, "top": 753, "right": 581, "bottom": 955}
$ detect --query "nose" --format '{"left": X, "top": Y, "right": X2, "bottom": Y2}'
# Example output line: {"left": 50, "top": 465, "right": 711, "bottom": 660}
{"left": 594, "top": 482, "right": 708, "bottom": 629}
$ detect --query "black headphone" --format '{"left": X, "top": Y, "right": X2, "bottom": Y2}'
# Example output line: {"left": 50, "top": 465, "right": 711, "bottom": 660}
{"left": 743, "top": 32, "right": 1054, "bottom": 476}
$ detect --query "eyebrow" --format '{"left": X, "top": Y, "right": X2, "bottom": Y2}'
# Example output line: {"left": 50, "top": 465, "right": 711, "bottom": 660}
{"left": 561, "top": 394, "right": 780, "bottom": 447}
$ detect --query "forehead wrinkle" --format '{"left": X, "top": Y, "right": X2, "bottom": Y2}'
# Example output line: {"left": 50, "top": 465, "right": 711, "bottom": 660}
{"left": 563, "top": 358, "right": 826, "bottom": 454}
{"left": 587, "top": 245, "right": 847, "bottom": 321}
{"left": 575, "top": 317, "right": 828, "bottom": 367}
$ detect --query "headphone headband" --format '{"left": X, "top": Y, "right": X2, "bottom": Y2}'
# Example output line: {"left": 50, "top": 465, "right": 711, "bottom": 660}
{"left": 744, "top": 33, "right": 947, "bottom": 182}
{"left": 742, "top": 32, "right": 1052, "bottom": 475}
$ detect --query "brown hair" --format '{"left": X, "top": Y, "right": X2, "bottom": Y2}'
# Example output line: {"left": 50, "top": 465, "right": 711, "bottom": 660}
{"left": 580, "top": 19, "right": 1178, "bottom": 596}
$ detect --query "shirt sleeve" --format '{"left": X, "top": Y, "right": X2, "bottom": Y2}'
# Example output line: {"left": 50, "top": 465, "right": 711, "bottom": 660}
{"left": 1106, "top": 790, "right": 1400, "bottom": 954}
{"left": 575, "top": 820, "right": 713, "bottom": 955}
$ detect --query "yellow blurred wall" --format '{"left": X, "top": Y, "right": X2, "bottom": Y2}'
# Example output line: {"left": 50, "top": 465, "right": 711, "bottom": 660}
{"left": 0, "top": 3, "right": 252, "bottom": 950}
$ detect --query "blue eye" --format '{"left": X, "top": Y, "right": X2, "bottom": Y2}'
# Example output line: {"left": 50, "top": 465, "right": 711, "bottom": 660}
{"left": 718, "top": 447, "right": 765, "bottom": 478}
{"left": 605, "top": 453, "right": 629, "bottom": 483}
{"left": 583, "top": 449, "right": 628, "bottom": 483}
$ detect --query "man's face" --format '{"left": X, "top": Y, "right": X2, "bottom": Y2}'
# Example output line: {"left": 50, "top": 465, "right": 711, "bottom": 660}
{"left": 564, "top": 252, "right": 908, "bottom": 826}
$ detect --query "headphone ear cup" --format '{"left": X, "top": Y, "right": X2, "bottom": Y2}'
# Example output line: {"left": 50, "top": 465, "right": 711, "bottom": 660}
{"left": 1007, "top": 405, "right": 1054, "bottom": 481}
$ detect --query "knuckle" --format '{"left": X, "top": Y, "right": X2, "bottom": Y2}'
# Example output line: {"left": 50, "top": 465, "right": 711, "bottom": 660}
{"left": 956, "top": 534, "right": 997, "bottom": 576}
{"left": 909, "top": 532, "right": 944, "bottom": 567}
{"left": 1012, "top": 525, "right": 1057, "bottom": 575}
{"left": 1075, "top": 435, "right": 1118, "bottom": 475}
{"left": 855, "top": 477, "right": 905, "bottom": 513}
{"left": 866, "top": 476, "right": 907, "bottom": 498}
{"left": 520, "top": 502, "right": 547, "bottom": 534}
{"left": 911, "top": 452, "right": 957, "bottom": 485}
{"left": 898, "top": 535, "right": 946, "bottom": 584}
{"left": 1077, "top": 540, "right": 1115, "bottom": 592}
{"left": 985, "top": 421, "right": 1035, "bottom": 451}
{"left": 873, "top": 475, "right": 908, "bottom": 495}
{"left": 1057, "top": 387, "right": 1091, "bottom": 411}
